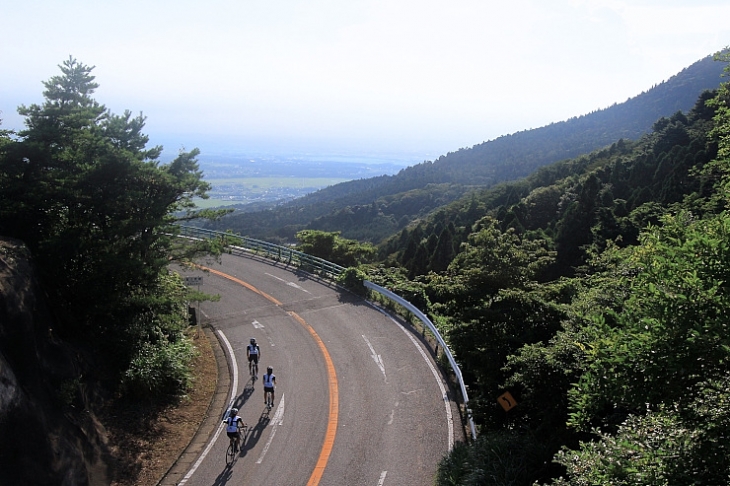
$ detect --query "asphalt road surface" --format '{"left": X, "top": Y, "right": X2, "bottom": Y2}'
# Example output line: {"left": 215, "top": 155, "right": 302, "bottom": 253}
{"left": 178, "top": 252, "right": 464, "bottom": 486}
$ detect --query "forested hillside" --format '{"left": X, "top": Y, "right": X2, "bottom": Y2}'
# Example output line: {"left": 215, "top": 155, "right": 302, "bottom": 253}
{"left": 352, "top": 52, "right": 730, "bottom": 485}
{"left": 207, "top": 53, "right": 726, "bottom": 244}
{"left": 291, "top": 51, "right": 730, "bottom": 484}
{"left": 379, "top": 90, "right": 719, "bottom": 279}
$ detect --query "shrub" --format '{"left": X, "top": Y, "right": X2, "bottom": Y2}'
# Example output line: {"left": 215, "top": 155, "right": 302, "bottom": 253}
{"left": 337, "top": 267, "right": 368, "bottom": 296}
{"left": 122, "top": 329, "right": 196, "bottom": 399}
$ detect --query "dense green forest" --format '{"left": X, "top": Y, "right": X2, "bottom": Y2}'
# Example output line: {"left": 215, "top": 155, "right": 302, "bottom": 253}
{"left": 287, "top": 52, "right": 730, "bottom": 484}
{"left": 361, "top": 53, "right": 730, "bottom": 484}
{"left": 205, "top": 53, "right": 726, "bottom": 246}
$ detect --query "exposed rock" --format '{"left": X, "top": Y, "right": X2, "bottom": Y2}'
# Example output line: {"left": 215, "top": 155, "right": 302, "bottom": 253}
{"left": 0, "top": 237, "right": 109, "bottom": 485}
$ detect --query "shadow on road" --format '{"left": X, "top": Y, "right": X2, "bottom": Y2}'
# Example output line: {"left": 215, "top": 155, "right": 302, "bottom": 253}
{"left": 212, "top": 462, "right": 234, "bottom": 486}
{"left": 241, "top": 410, "right": 271, "bottom": 453}
{"left": 227, "top": 383, "right": 255, "bottom": 415}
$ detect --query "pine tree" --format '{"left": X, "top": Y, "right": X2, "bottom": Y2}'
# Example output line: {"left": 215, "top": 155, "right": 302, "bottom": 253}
{"left": 0, "top": 57, "right": 227, "bottom": 335}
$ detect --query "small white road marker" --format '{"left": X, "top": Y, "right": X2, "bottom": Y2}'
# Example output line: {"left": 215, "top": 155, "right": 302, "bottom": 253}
{"left": 362, "top": 335, "right": 386, "bottom": 380}
{"left": 378, "top": 470, "right": 388, "bottom": 485}
{"left": 266, "top": 273, "right": 310, "bottom": 292}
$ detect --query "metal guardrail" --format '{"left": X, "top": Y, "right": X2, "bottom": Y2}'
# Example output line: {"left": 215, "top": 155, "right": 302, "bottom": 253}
{"left": 177, "top": 225, "right": 346, "bottom": 280}
{"left": 363, "top": 281, "right": 477, "bottom": 440}
{"left": 178, "top": 224, "right": 477, "bottom": 440}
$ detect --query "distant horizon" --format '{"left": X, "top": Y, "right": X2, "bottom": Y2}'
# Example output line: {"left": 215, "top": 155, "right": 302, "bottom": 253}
{"left": 157, "top": 141, "right": 432, "bottom": 168}
{"left": 5, "top": 1, "right": 727, "bottom": 169}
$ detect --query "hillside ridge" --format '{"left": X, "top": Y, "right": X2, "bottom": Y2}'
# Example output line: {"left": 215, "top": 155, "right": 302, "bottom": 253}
{"left": 208, "top": 52, "right": 726, "bottom": 243}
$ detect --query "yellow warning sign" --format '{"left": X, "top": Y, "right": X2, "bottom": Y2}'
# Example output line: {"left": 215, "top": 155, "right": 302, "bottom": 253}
{"left": 498, "top": 391, "right": 517, "bottom": 411}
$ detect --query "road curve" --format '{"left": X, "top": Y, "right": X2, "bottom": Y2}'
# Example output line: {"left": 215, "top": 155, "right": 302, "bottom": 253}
{"left": 177, "top": 253, "right": 464, "bottom": 485}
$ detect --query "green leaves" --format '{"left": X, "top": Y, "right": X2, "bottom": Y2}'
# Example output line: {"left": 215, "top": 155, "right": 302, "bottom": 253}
{"left": 0, "top": 58, "right": 233, "bottom": 399}
{"left": 432, "top": 54, "right": 730, "bottom": 486}
{"left": 295, "top": 229, "right": 377, "bottom": 266}
{"left": 567, "top": 211, "right": 730, "bottom": 427}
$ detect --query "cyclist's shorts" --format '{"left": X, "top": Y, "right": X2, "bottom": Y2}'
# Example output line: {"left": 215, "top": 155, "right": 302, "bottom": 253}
{"left": 227, "top": 431, "right": 239, "bottom": 439}
{"left": 248, "top": 355, "right": 259, "bottom": 364}
{"left": 264, "top": 386, "right": 274, "bottom": 393}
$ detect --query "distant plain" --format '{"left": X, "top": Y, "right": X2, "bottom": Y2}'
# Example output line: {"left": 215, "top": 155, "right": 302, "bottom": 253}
{"left": 193, "top": 154, "right": 411, "bottom": 208}
{"left": 196, "top": 176, "right": 350, "bottom": 208}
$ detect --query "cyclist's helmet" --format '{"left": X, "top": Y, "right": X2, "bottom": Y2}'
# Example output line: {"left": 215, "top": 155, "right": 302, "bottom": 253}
{"left": 231, "top": 408, "right": 238, "bottom": 414}
{"left": 250, "top": 338, "right": 256, "bottom": 344}
{"left": 267, "top": 366, "right": 273, "bottom": 373}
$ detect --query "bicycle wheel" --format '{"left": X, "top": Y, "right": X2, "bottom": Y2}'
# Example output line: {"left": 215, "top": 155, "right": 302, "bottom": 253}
{"left": 226, "top": 441, "right": 236, "bottom": 465}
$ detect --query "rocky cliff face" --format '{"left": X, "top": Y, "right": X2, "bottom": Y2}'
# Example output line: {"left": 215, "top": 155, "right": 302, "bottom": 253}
{"left": 0, "top": 238, "right": 109, "bottom": 485}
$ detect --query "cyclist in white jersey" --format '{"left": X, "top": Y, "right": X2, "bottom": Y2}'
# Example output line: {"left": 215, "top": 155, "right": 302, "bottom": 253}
{"left": 247, "top": 338, "right": 260, "bottom": 377}
{"left": 262, "top": 366, "right": 276, "bottom": 406}
{"left": 224, "top": 408, "right": 245, "bottom": 452}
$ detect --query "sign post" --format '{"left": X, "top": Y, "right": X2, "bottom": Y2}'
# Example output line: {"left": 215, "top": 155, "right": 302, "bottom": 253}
{"left": 184, "top": 276, "right": 203, "bottom": 325}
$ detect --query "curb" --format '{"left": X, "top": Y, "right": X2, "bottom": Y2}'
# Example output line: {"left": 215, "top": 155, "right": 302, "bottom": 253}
{"left": 157, "top": 325, "right": 231, "bottom": 485}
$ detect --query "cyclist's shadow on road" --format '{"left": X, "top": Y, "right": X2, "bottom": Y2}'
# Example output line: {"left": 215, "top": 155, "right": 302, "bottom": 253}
{"left": 241, "top": 409, "right": 272, "bottom": 455}
{"left": 212, "top": 462, "right": 234, "bottom": 486}
{"left": 230, "top": 382, "right": 255, "bottom": 413}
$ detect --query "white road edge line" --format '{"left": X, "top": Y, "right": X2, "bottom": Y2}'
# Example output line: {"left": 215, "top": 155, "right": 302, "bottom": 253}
{"left": 179, "top": 329, "right": 239, "bottom": 485}
{"left": 256, "top": 393, "right": 286, "bottom": 464}
{"left": 372, "top": 306, "right": 455, "bottom": 451}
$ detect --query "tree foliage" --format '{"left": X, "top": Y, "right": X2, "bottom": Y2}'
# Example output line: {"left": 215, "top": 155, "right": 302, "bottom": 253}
{"left": 425, "top": 52, "right": 730, "bottom": 485}
{"left": 295, "top": 229, "right": 376, "bottom": 266}
{"left": 0, "top": 57, "right": 231, "bottom": 397}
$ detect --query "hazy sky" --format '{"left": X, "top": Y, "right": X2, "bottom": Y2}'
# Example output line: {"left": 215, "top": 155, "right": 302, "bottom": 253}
{"left": 2, "top": 0, "right": 729, "bottom": 162}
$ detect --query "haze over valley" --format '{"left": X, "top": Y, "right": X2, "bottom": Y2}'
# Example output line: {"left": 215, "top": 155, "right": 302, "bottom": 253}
{"left": 192, "top": 151, "right": 413, "bottom": 206}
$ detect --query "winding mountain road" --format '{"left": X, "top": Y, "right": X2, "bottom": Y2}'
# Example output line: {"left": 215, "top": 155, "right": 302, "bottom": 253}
{"left": 174, "top": 253, "right": 464, "bottom": 485}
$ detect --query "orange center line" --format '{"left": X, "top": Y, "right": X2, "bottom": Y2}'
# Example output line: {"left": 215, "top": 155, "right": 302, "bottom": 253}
{"left": 197, "top": 265, "right": 338, "bottom": 485}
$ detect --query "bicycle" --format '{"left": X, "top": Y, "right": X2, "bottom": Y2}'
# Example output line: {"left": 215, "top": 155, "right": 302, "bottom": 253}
{"left": 226, "top": 422, "right": 246, "bottom": 465}
{"left": 265, "top": 389, "right": 274, "bottom": 411}
{"left": 249, "top": 361, "right": 258, "bottom": 380}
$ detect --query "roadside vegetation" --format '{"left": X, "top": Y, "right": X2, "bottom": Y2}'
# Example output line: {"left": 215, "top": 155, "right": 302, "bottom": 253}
{"left": 364, "top": 50, "right": 730, "bottom": 484}
{"left": 288, "top": 51, "right": 730, "bottom": 484}
{"left": 0, "top": 57, "right": 233, "bottom": 401}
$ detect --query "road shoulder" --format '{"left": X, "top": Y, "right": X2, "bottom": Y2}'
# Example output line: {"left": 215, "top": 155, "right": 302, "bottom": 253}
{"left": 157, "top": 325, "right": 231, "bottom": 485}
